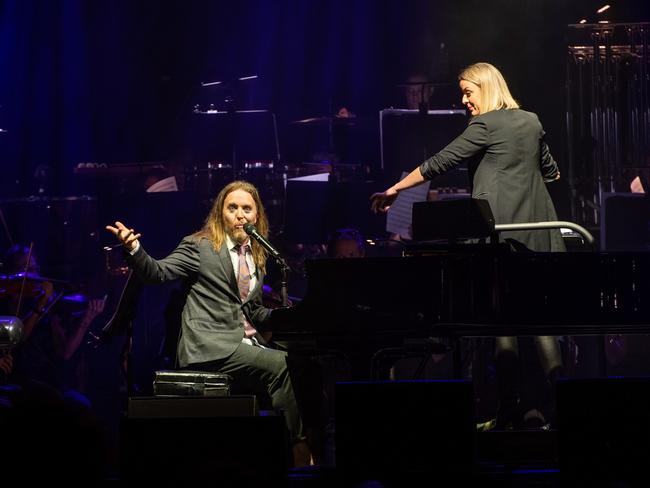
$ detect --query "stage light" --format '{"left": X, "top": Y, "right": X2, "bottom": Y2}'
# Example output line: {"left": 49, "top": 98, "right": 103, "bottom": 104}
{"left": 597, "top": 5, "right": 611, "bottom": 14}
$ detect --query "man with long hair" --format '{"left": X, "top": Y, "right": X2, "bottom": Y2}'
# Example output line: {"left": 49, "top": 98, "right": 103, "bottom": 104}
{"left": 107, "top": 180, "right": 311, "bottom": 465}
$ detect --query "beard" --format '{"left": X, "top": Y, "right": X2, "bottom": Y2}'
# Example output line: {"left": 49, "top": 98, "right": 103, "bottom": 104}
{"left": 230, "top": 226, "right": 248, "bottom": 245}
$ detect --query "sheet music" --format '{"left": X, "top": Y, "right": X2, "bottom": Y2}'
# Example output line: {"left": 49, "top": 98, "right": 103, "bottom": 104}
{"left": 386, "top": 172, "right": 429, "bottom": 238}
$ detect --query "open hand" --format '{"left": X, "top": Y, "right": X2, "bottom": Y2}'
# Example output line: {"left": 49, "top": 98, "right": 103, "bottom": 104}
{"left": 370, "top": 187, "right": 399, "bottom": 214}
{"left": 105, "top": 221, "right": 141, "bottom": 252}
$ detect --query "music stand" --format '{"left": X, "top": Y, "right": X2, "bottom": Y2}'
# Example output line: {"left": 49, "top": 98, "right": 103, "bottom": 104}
{"left": 411, "top": 199, "right": 496, "bottom": 243}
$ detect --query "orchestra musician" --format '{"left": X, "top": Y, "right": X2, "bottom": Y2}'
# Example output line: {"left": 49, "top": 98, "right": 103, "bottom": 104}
{"left": 0, "top": 244, "right": 106, "bottom": 403}
{"left": 326, "top": 228, "right": 366, "bottom": 259}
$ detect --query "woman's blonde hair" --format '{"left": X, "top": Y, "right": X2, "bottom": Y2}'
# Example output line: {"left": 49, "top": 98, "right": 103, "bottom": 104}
{"left": 193, "top": 180, "right": 270, "bottom": 272}
{"left": 459, "top": 62, "right": 519, "bottom": 113}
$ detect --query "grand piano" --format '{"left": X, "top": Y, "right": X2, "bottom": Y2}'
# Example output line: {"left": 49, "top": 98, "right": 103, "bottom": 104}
{"left": 269, "top": 247, "right": 650, "bottom": 379}
{"left": 272, "top": 249, "right": 650, "bottom": 338}
{"left": 270, "top": 200, "right": 650, "bottom": 378}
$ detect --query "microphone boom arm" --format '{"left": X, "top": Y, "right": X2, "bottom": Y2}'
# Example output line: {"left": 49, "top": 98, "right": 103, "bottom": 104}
{"left": 243, "top": 223, "right": 290, "bottom": 307}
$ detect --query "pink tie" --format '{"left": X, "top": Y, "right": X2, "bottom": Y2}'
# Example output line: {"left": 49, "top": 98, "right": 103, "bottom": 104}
{"left": 237, "top": 244, "right": 257, "bottom": 338}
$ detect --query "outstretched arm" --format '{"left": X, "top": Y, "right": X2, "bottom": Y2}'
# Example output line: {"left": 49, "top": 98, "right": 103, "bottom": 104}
{"left": 371, "top": 117, "right": 488, "bottom": 214}
{"left": 105, "top": 221, "right": 199, "bottom": 284}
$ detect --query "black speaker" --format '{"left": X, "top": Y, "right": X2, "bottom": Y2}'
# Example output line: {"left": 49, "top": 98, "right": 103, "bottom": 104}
{"left": 127, "top": 395, "right": 257, "bottom": 417}
{"left": 335, "top": 380, "right": 475, "bottom": 483}
{"left": 601, "top": 193, "right": 650, "bottom": 251}
{"left": 122, "top": 397, "right": 289, "bottom": 484}
{"left": 557, "top": 377, "right": 650, "bottom": 487}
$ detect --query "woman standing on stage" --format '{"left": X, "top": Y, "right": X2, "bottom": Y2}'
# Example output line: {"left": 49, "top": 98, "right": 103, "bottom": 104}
{"left": 371, "top": 62, "right": 565, "bottom": 428}
{"left": 371, "top": 61, "right": 565, "bottom": 253}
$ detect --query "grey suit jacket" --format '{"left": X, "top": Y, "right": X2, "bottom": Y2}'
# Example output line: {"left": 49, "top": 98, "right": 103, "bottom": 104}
{"left": 420, "top": 109, "right": 565, "bottom": 252}
{"left": 127, "top": 236, "right": 271, "bottom": 367}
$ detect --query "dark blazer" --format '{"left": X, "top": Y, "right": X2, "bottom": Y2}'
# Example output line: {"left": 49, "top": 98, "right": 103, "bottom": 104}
{"left": 127, "top": 236, "right": 271, "bottom": 367}
{"left": 420, "top": 108, "right": 565, "bottom": 252}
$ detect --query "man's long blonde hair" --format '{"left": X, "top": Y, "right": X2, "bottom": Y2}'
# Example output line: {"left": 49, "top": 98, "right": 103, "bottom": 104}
{"left": 459, "top": 62, "right": 519, "bottom": 114}
{"left": 194, "top": 180, "right": 269, "bottom": 272}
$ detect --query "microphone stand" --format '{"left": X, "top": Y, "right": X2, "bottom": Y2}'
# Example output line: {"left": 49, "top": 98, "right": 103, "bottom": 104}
{"left": 276, "top": 257, "right": 290, "bottom": 308}
{"left": 243, "top": 223, "right": 291, "bottom": 307}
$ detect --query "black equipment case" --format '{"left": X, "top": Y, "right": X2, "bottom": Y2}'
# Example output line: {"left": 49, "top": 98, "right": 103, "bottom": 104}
{"left": 152, "top": 370, "right": 232, "bottom": 397}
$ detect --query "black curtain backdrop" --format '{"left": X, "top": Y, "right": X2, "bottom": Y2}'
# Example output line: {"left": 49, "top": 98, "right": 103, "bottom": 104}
{"left": 0, "top": 0, "right": 648, "bottom": 202}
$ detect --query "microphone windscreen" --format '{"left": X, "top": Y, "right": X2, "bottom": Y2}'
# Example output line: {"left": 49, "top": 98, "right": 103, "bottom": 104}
{"left": 243, "top": 223, "right": 255, "bottom": 235}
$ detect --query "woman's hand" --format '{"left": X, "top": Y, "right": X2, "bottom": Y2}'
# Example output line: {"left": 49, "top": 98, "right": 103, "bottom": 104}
{"left": 105, "top": 221, "right": 141, "bottom": 252}
{"left": 370, "top": 187, "right": 399, "bottom": 214}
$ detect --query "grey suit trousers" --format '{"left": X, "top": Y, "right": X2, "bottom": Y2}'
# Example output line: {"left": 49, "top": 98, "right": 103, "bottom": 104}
{"left": 190, "top": 341, "right": 304, "bottom": 443}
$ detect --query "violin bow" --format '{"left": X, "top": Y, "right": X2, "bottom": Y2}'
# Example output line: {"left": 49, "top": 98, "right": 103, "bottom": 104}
{"left": 15, "top": 242, "right": 35, "bottom": 318}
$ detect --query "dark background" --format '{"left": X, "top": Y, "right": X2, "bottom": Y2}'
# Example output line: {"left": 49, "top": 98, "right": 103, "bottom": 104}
{"left": 0, "top": 0, "right": 648, "bottom": 281}
{"left": 1, "top": 0, "right": 647, "bottom": 198}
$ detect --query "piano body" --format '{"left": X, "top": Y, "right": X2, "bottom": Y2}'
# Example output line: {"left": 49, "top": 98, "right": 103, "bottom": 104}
{"left": 271, "top": 248, "right": 650, "bottom": 377}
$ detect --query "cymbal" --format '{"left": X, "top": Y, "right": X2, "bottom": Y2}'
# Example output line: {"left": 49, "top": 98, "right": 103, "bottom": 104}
{"left": 291, "top": 115, "right": 357, "bottom": 126}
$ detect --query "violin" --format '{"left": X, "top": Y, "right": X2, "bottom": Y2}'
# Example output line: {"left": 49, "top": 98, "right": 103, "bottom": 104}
{"left": 0, "top": 273, "right": 49, "bottom": 299}
{"left": 0, "top": 273, "right": 87, "bottom": 315}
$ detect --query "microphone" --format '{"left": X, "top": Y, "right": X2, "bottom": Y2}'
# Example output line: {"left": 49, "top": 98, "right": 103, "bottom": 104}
{"left": 243, "top": 223, "right": 282, "bottom": 260}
